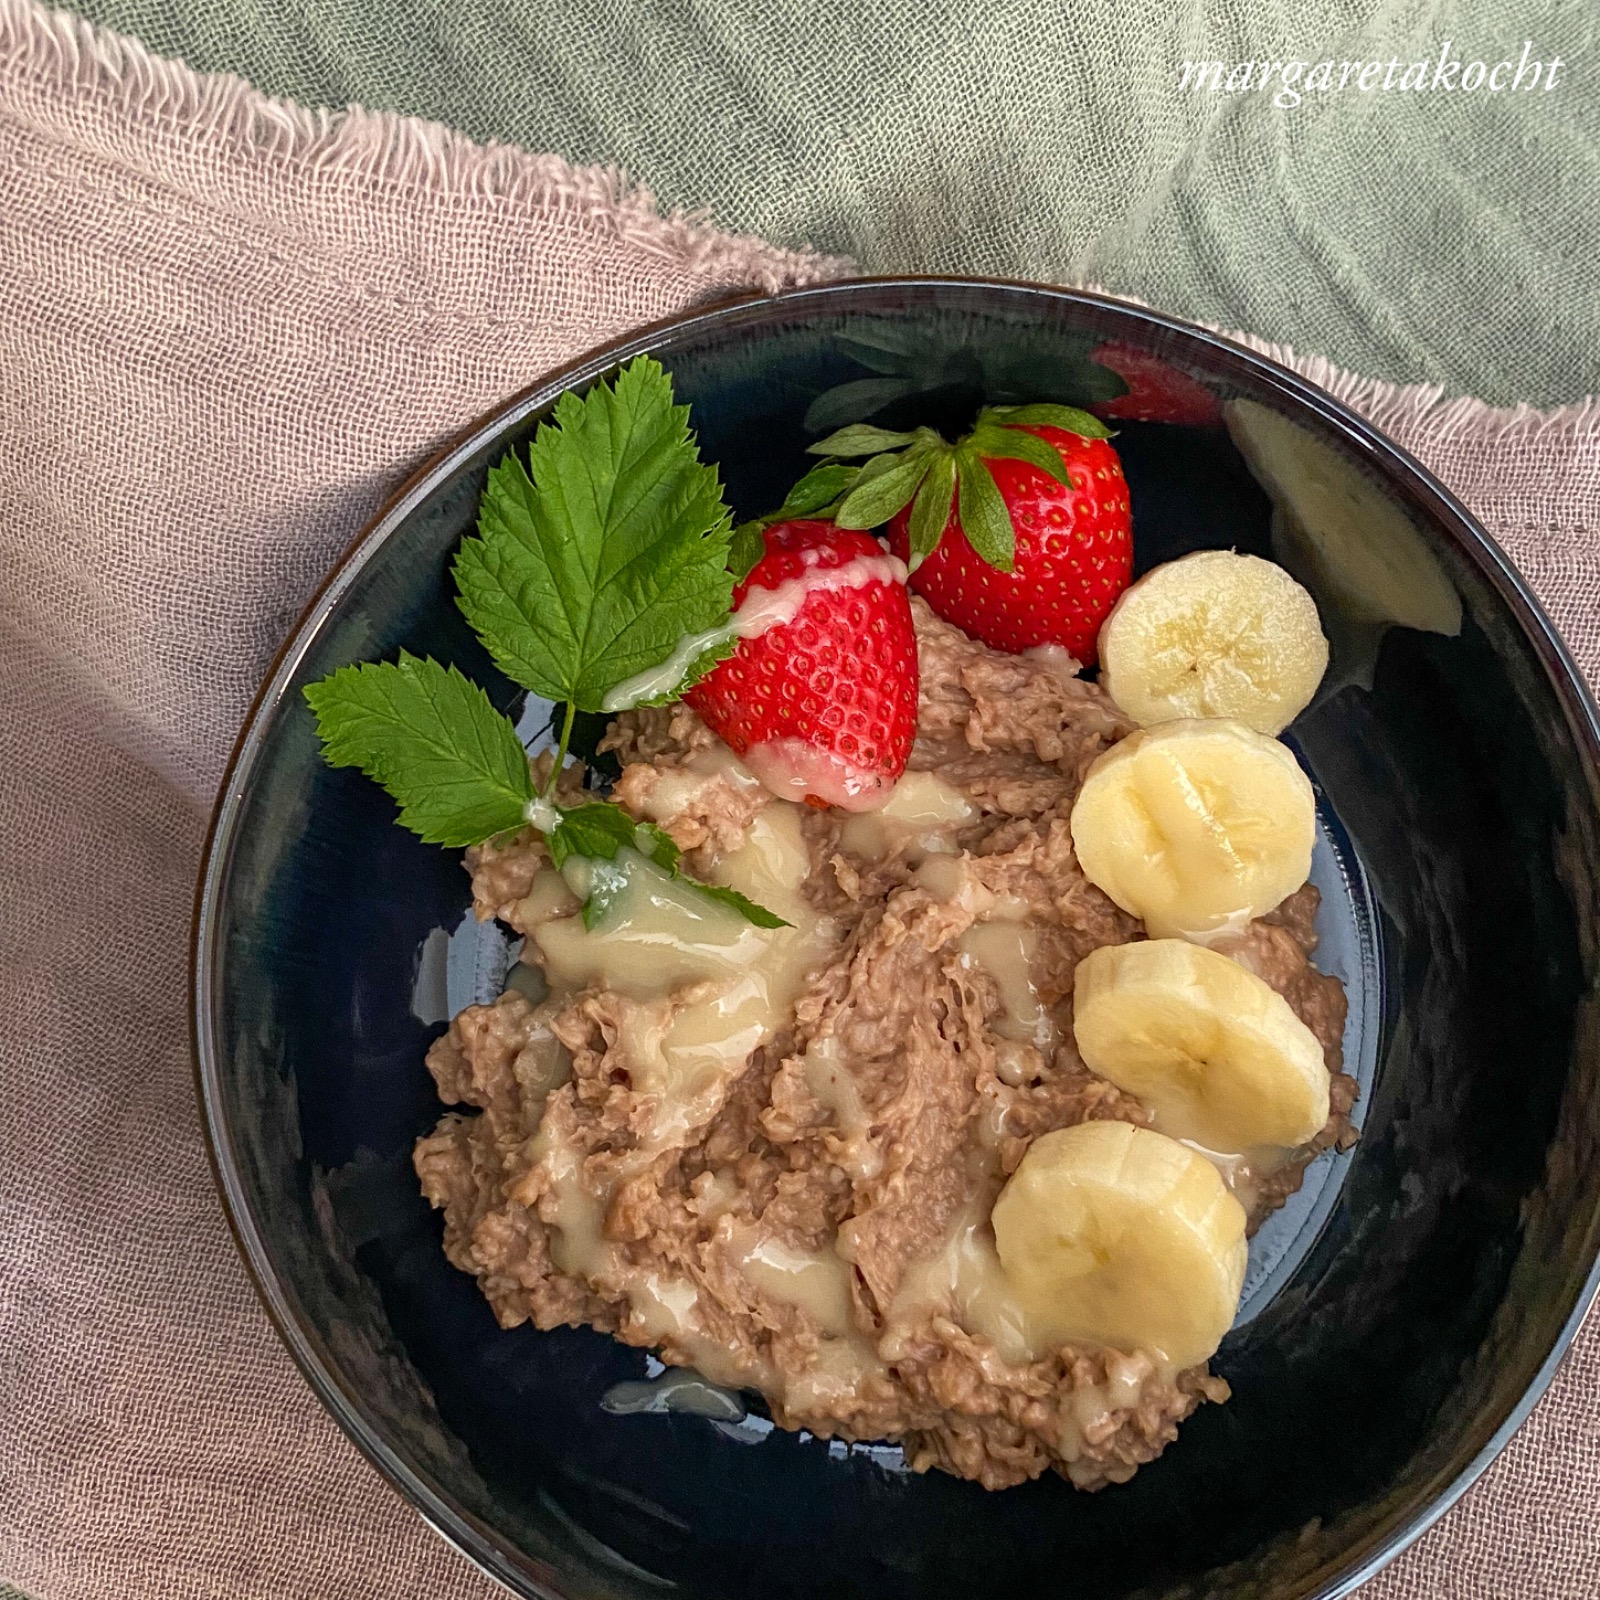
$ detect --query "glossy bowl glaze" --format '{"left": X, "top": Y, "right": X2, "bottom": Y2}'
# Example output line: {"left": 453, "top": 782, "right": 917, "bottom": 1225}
{"left": 194, "top": 279, "right": 1600, "bottom": 1600}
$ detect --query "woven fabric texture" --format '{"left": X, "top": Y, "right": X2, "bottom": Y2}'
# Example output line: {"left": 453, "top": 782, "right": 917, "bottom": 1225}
{"left": 0, "top": 3, "right": 1597, "bottom": 1597}
{"left": 53, "top": 0, "right": 1600, "bottom": 408}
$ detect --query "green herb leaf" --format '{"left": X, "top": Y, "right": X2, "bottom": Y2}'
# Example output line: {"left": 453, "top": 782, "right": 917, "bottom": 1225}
{"left": 729, "top": 520, "right": 768, "bottom": 583}
{"left": 955, "top": 448, "right": 1016, "bottom": 572}
{"left": 303, "top": 653, "right": 533, "bottom": 848}
{"left": 688, "top": 881, "right": 792, "bottom": 929}
{"left": 835, "top": 445, "right": 938, "bottom": 530}
{"left": 453, "top": 356, "right": 735, "bottom": 713}
{"left": 581, "top": 860, "right": 631, "bottom": 929}
{"left": 547, "top": 801, "right": 638, "bottom": 869}
{"left": 907, "top": 451, "right": 957, "bottom": 568}
{"left": 778, "top": 461, "right": 860, "bottom": 517}
{"left": 545, "top": 800, "right": 787, "bottom": 929}
{"left": 633, "top": 821, "right": 682, "bottom": 871}
{"left": 981, "top": 403, "right": 1112, "bottom": 440}
{"left": 967, "top": 423, "right": 1074, "bottom": 489}
{"left": 806, "top": 423, "right": 920, "bottom": 458}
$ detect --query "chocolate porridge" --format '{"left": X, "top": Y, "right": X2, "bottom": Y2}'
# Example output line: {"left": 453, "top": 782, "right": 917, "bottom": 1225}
{"left": 414, "top": 600, "right": 1354, "bottom": 1491}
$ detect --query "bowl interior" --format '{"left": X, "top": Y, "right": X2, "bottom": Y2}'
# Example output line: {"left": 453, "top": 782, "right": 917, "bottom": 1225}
{"left": 197, "top": 282, "right": 1600, "bottom": 1600}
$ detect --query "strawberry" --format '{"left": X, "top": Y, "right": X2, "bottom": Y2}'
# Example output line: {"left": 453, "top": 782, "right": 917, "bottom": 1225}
{"left": 792, "top": 406, "right": 1133, "bottom": 663}
{"left": 889, "top": 426, "right": 1132, "bottom": 661}
{"left": 1089, "top": 342, "right": 1222, "bottom": 428}
{"left": 685, "top": 519, "right": 919, "bottom": 810}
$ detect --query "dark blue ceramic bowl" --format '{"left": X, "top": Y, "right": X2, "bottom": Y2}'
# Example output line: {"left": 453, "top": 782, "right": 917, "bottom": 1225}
{"left": 194, "top": 280, "right": 1600, "bottom": 1600}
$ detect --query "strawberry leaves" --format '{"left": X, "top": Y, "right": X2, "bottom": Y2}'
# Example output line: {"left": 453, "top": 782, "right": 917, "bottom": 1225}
{"left": 834, "top": 447, "right": 940, "bottom": 531}
{"left": 983, "top": 403, "right": 1112, "bottom": 437}
{"left": 804, "top": 423, "right": 921, "bottom": 455}
{"left": 728, "top": 519, "right": 768, "bottom": 582}
{"left": 963, "top": 420, "right": 1075, "bottom": 489}
{"left": 906, "top": 452, "right": 955, "bottom": 566}
{"left": 796, "top": 406, "right": 1113, "bottom": 574}
{"left": 777, "top": 461, "right": 860, "bottom": 518}
{"left": 803, "top": 424, "right": 942, "bottom": 534}
{"left": 725, "top": 458, "right": 874, "bottom": 579}
{"left": 953, "top": 447, "right": 1016, "bottom": 570}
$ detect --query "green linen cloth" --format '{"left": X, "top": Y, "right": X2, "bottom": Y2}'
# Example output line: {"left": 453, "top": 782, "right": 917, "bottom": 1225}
{"left": 61, "top": 0, "right": 1600, "bottom": 406}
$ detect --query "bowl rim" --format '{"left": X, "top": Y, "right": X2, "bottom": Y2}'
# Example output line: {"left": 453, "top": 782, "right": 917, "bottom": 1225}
{"left": 192, "top": 274, "right": 1600, "bottom": 1600}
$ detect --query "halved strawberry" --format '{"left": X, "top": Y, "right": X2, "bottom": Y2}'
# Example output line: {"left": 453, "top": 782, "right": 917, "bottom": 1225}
{"left": 685, "top": 519, "right": 918, "bottom": 810}
{"left": 1088, "top": 342, "right": 1222, "bottom": 428}
{"left": 793, "top": 405, "right": 1133, "bottom": 663}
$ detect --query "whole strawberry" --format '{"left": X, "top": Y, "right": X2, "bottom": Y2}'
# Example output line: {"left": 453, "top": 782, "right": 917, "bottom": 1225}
{"left": 685, "top": 519, "right": 918, "bottom": 810}
{"left": 797, "top": 405, "right": 1133, "bottom": 662}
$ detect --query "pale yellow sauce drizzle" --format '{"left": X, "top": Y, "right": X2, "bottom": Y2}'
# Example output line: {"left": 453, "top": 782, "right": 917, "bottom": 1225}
{"left": 837, "top": 770, "right": 978, "bottom": 862}
{"left": 886, "top": 1197, "right": 1035, "bottom": 1367}
{"left": 800, "top": 1035, "right": 882, "bottom": 1180}
{"left": 1178, "top": 1138, "right": 1292, "bottom": 1217}
{"left": 519, "top": 799, "right": 841, "bottom": 1392}
{"left": 957, "top": 921, "right": 1057, "bottom": 1051}
{"left": 729, "top": 1226, "right": 857, "bottom": 1339}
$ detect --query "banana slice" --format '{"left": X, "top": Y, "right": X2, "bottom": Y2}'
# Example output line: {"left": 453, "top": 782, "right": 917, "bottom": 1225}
{"left": 1073, "top": 940, "right": 1329, "bottom": 1151}
{"left": 1099, "top": 550, "right": 1328, "bottom": 735}
{"left": 1070, "top": 719, "right": 1315, "bottom": 941}
{"left": 1225, "top": 399, "right": 1462, "bottom": 637}
{"left": 992, "top": 1121, "right": 1247, "bottom": 1370}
